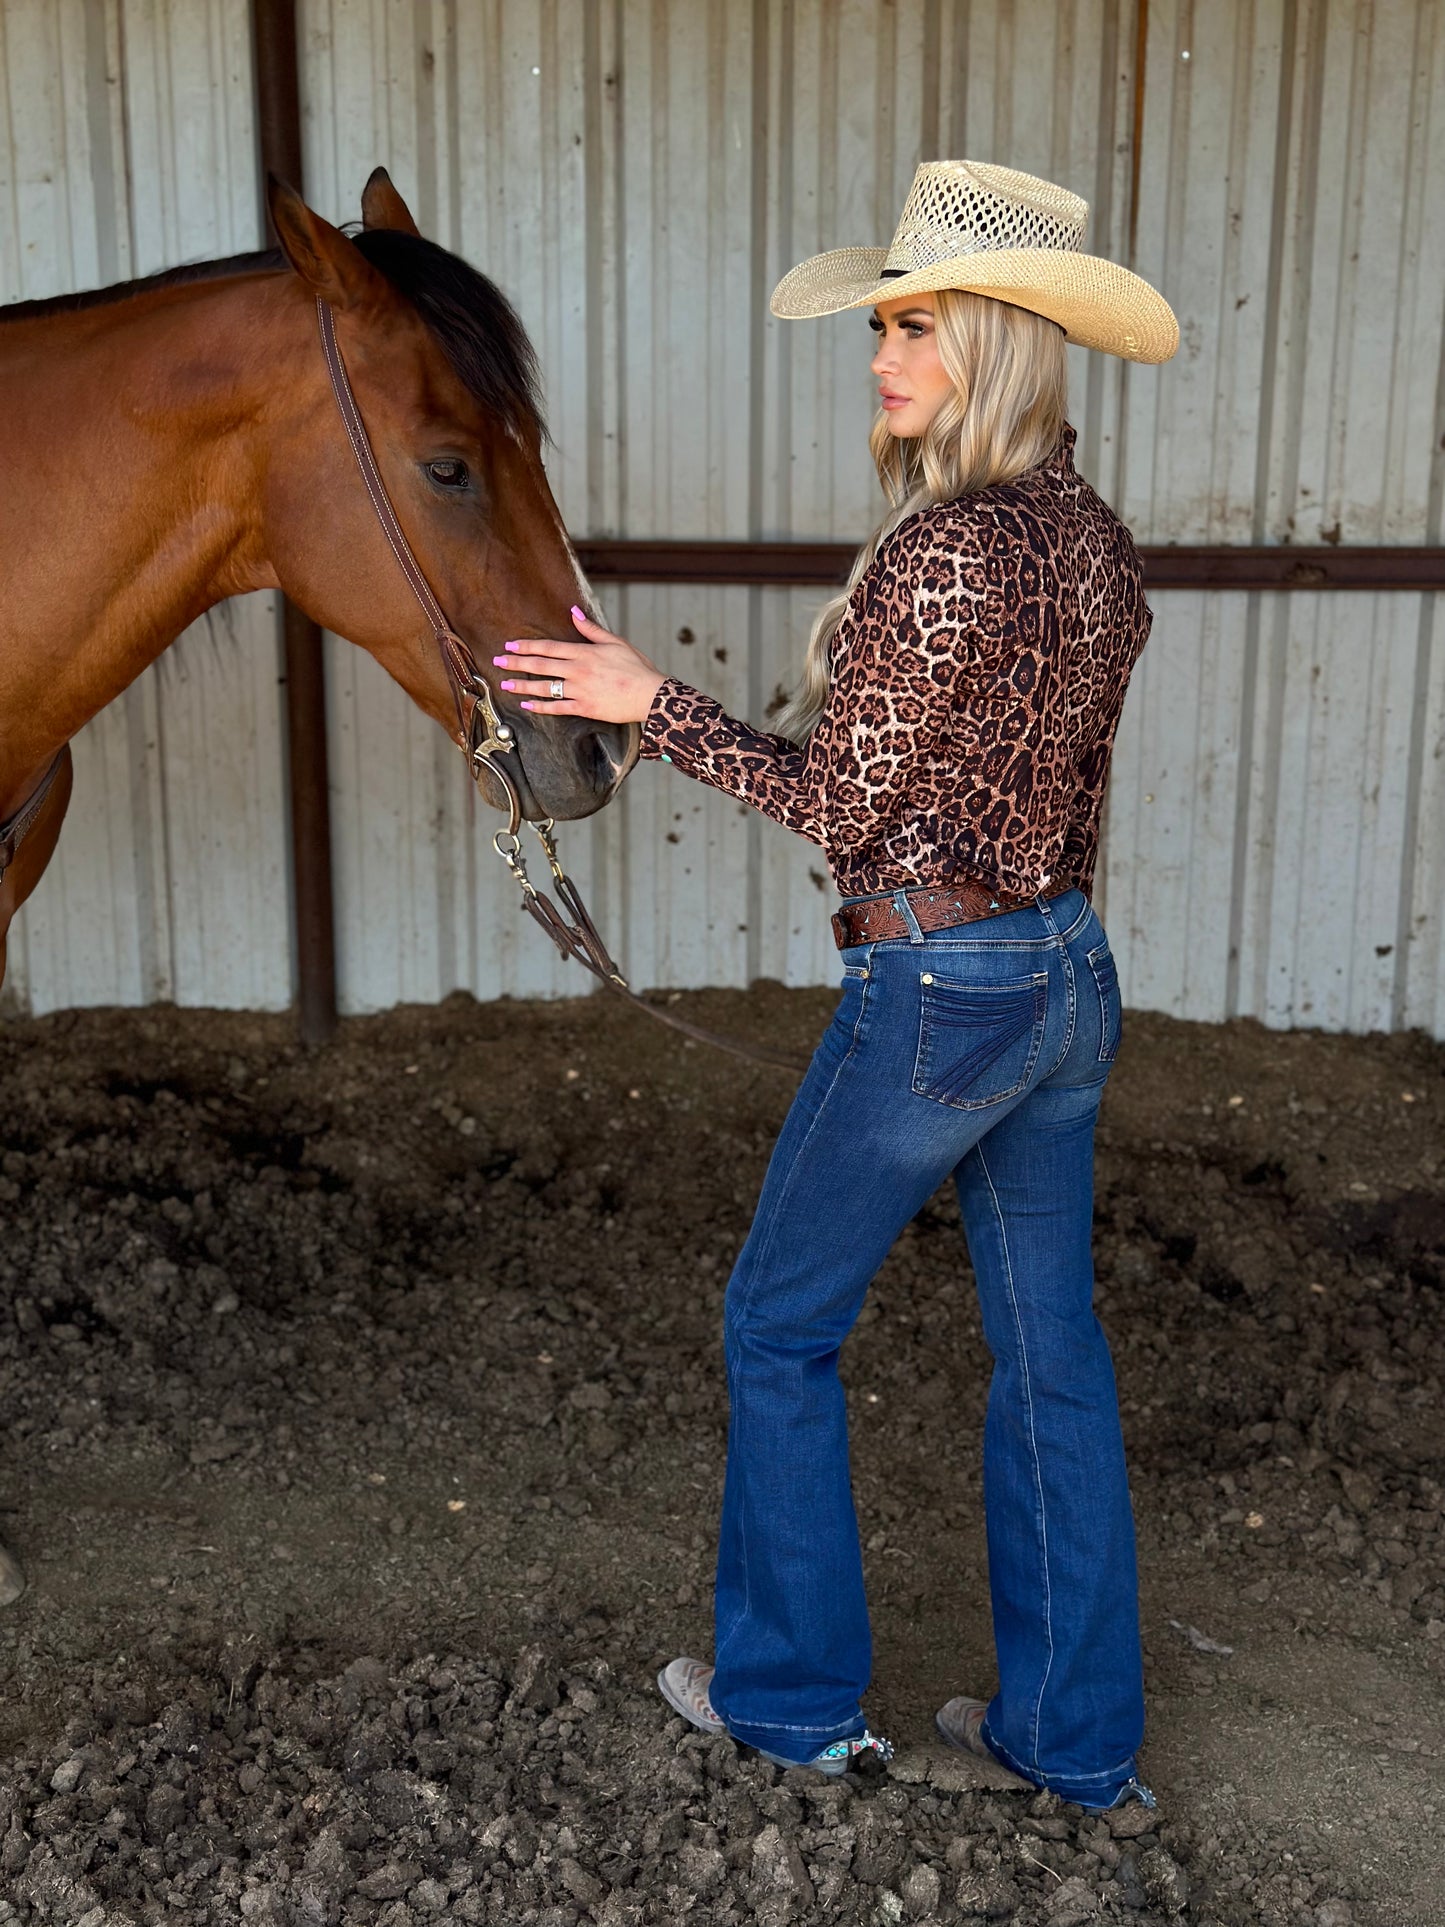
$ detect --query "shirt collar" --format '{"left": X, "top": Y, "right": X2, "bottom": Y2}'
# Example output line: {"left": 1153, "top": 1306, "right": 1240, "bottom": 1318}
{"left": 1044, "top": 421, "right": 1078, "bottom": 474}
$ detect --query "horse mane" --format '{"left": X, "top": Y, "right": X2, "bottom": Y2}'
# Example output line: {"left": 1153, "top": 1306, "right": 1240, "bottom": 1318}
{"left": 2, "top": 250, "right": 284, "bottom": 319}
{"left": 2, "top": 230, "right": 546, "bottom": 439}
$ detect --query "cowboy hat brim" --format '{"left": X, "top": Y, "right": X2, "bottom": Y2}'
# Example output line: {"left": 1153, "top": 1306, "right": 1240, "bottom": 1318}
{"left": 769, "top": 244, "right": 1179, "bottom": 364}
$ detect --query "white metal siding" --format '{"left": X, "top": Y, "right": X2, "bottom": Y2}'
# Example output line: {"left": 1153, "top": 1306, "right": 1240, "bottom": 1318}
{"left": 1109, "top": 0, "right": 1445, "bottom": 1036}
{"left": 3, "top": 0, "right": 1442, "bottom": 1037}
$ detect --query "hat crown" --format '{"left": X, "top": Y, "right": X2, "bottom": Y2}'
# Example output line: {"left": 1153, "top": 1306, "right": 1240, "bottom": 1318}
{"left": 881, "top": 160, "right": 1088, "bottom": 276}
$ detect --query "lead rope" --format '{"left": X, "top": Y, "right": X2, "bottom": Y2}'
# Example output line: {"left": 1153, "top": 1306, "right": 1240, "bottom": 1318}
{"left": 316, "top": 298, "right": 808, "bottom": 1076}
{"left": 497, "top": 820, "right": 810, "bottom": 1072}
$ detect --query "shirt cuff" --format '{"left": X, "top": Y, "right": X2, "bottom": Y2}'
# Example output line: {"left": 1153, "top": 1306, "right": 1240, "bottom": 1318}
{"left": 638, "top": 673, "right": 698, "bottom": 763}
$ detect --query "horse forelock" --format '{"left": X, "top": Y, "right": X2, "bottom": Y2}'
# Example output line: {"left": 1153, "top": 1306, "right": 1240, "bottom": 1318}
{"left": 350, "top": 228, "right": 547, "bottom": 445}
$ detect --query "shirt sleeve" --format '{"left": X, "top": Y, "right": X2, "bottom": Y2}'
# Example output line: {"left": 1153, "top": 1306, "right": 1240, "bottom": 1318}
{"left": 638, "top": 675, "right": 828, "bottom": 841}
{"left": 637, "top": 511, "right": 1041, "bottom": 856}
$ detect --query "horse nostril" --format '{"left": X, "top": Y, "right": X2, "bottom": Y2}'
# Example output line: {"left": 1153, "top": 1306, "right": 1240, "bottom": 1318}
{"left": 587, "top": 728, "right": 627, "bottom": 789}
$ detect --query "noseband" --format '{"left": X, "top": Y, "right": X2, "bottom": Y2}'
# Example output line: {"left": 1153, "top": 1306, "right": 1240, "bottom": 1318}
{"left": 317, "top": 298, "right": 805, "bottom": 1074}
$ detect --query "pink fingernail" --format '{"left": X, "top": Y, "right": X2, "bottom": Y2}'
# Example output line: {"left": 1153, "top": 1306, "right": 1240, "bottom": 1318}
{"left": 492, "top": 655, "right": 507, "bottom": 665}
{"left": 570, "top": 604, "right": 585, "bottom": 620}
{"left": 520, "top": 700, "right": 536, "bottom": 710}
{"left": 500, "top": 679, "right": 514, "bottom": 690}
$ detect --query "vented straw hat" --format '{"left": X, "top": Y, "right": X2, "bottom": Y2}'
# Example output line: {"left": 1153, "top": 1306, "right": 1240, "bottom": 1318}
{"left": 771, "top": 159, "right": 1178, "bottom": 364}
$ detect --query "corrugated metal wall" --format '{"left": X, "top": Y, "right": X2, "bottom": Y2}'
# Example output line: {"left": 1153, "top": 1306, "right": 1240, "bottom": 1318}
{"left": 1112, "top": 0, "right": 1445, "bottom": 1039}
{"left": 3, "top": 0, "right": 1443, "bottom": 1036}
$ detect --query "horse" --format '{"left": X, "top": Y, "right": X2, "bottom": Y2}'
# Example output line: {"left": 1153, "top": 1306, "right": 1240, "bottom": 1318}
{"left": 0, "top": 169, "right": 640, "bottom": 1604}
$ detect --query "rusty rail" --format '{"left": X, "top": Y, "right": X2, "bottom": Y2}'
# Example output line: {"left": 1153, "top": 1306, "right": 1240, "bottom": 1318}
{"left": 573, "top": 539, "right": 1445, "bottom": 592}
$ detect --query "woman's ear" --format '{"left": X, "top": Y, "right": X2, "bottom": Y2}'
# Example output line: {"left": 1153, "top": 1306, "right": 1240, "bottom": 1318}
{"left": 266, "top": 174, "right": 390, "bottom": 312}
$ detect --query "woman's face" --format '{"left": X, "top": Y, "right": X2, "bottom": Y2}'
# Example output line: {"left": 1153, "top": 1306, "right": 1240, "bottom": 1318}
{"left": 869, "top": 294, "right": 955, "bottom": 438}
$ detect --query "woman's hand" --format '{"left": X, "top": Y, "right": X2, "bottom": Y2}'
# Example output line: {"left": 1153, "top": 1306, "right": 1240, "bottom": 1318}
{"left": 493, "top": 607, "right": 666, "bottom": 724}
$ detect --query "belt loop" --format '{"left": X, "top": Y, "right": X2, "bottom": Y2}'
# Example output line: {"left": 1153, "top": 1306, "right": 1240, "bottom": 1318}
{"left": 1035, "top": 884, "right": 1063, "bottom": 942}
{"left": 894, "top": 890, "right": 925, "bottom": 944}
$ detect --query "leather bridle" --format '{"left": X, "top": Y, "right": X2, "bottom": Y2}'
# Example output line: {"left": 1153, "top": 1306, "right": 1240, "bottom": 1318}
{"left": 317, "top": 297, "right": 807, "bottom": 1074}
{"left": 0, "top": 750, "right": 64, "bottom": 889}
{"left": 318, "top": 296, "right": 522, "bottom": 833}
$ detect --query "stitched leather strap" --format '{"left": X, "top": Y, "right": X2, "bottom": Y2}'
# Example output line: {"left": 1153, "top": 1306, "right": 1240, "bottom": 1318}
{"left": 316, "top": 298, "right": 517, "bottom": 806}
{"left": 0, "top": 751, "right": 65, "bottom": 886}
{"left": 832, "top": 876, "right": 1078, "bottom": 949}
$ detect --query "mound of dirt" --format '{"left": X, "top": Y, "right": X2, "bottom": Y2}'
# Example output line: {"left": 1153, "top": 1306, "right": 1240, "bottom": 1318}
{"left": 0, "top": 1641, "right": 1212, "bottom": 1927}
{"left": 0, "top": 986, "right": 1440, "bottom": 1925}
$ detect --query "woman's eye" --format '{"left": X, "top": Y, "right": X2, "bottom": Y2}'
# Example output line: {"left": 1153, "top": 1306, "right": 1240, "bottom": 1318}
{"left": 427, "top": 458, "right": 470, "bottom": 490}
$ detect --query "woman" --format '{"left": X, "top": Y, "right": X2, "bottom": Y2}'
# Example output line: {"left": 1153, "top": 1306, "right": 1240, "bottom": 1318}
{"left": 494, "top": 161, "right": 1177, "bottom": 1810}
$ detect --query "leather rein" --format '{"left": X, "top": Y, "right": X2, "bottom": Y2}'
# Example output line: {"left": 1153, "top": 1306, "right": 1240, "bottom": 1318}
{"left": 317, "top": 297, "right": 806, "bottom": 1075}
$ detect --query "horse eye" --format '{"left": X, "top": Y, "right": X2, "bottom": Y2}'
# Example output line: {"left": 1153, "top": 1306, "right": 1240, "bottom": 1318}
{"left": 427, "top": 458, "right": 470, "bottom": 490}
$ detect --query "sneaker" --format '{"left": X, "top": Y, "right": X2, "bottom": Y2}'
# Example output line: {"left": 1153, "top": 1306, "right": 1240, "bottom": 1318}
{"left": 657, "top": 1656, "right": 727, "bottom": 1736}
{"left": 935, "top": 1695, "right": 998, "bottom": 1763}
{"left": 937, "top": 1696, "right": 1156, "bottom": 1812}
{"left": 658, "top": 1656, "right": 893, "bottom": 1778}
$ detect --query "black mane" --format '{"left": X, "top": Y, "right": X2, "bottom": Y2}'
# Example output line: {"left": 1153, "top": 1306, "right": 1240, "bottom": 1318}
{"left": 2, "top": 229, "right": 545, "bottom": 439}
{"left": 3, "top": 249, "right": 284, "bottom": 319}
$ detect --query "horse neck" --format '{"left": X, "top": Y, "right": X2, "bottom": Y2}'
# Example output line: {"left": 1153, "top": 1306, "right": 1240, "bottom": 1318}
{"left": 0, "top": 272, "right": 301, "bottom": 802}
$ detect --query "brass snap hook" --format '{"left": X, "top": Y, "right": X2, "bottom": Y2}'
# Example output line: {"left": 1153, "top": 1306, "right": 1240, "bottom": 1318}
{"left": 492, "top": 825, "right": 540, "bottom": 900}
{"left": 530, "top": 816, "right": 567, "bottom": 887}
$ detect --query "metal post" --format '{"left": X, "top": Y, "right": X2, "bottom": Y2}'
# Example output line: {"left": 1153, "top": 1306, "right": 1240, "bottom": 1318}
{"left": 251, "top": 0, "right": 338, "bottom": 1044}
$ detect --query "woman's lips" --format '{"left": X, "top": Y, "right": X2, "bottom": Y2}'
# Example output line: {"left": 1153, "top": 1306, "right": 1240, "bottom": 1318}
{"left": 880, "top": 392, "right": 909, "bottom": 410}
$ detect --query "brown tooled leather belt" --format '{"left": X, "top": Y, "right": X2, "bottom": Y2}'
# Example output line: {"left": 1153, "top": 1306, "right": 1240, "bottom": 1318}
{"left": 831, "top": 875, "right": 1079, "bottom": 949}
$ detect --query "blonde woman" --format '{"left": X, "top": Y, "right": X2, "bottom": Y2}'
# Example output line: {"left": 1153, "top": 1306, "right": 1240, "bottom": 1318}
{"left": 495, "top": 162, "right": 1177, "bottom": 1809}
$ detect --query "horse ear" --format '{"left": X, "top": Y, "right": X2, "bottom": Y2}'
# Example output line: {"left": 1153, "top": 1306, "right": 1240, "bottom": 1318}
{"left": 361, "top": 166, "right": 421, "bottom": 236}
{"left": 266, "top": 174, "right": 388, "bottom": 312}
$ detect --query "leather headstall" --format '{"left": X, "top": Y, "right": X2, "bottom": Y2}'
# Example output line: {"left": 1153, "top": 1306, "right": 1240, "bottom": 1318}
{"left": 316, "top": 297, "right": 521, "bottom": 831}
{"left": 316, "top": 297, "right": 808, "bottom": 1074}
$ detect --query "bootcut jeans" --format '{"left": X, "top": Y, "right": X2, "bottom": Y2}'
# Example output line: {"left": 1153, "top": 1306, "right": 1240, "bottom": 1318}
{"left": 707, "top": 884, "right": 1152, "bottom": 1808}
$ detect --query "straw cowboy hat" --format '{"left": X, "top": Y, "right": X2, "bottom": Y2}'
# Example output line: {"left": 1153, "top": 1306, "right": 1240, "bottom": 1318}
{"left": 770, "top": 159, "right": 1178, "bottom": 364}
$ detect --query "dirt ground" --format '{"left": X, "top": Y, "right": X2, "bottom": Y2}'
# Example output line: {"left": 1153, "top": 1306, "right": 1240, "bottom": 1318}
{"left": 0, "top": 980, "right": 1441, "bottom": 1927}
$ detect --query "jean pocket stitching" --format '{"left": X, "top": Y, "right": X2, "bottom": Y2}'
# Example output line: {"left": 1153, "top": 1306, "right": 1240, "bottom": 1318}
{"left": 912, "top": 972, "right": 1048, "bottom": 1111}
{"left": 1086, "top": 942, "right": 1121, "bottom": 1062}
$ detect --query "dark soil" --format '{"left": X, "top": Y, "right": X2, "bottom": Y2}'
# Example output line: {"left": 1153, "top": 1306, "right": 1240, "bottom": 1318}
{"left": 0, "top": 985, "right": 1441, "bottom": 1927}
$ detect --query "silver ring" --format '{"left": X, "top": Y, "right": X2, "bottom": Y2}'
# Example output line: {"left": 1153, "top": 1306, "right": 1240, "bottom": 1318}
{"left": 549, "top": 677, "right": 565, "bottom": 700}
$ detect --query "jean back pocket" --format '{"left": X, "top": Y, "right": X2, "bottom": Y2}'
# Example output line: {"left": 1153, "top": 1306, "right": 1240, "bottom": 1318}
{"left": 912, "top": 970, "right": 1049, "bottom": 1110}
{"left": 1086, "top": 940, "right": 1122, "bottom": 1062}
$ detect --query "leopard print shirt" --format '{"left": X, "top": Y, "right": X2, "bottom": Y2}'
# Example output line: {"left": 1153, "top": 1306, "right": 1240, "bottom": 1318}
{"left": 638, "top": 425, "right": 1151, "bottom": 902}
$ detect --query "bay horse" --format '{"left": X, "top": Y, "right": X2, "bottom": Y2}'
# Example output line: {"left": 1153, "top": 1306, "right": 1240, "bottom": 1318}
{"left": 0, "top": 170, "right": 640, "bottom": 1603}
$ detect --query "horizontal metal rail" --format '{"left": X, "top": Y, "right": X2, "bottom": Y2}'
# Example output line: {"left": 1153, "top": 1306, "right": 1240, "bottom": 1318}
{"left": 573, "top": 540, "right": 1445, "bottom": 592}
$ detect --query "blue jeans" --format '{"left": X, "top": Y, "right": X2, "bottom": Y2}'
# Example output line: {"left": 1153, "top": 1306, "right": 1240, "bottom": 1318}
{"left": 707, "top": 885, "right": 1151, "bottom": 1808}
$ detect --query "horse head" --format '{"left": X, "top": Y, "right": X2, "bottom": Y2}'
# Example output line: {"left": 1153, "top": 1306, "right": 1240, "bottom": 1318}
{"left": 260, "top": 171, "right": 636, "bottom": 824}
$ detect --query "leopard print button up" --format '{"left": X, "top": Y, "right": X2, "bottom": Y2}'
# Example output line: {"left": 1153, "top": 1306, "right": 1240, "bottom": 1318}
{"left": 638, "top": 425, "right": 1151, "bottom": 903}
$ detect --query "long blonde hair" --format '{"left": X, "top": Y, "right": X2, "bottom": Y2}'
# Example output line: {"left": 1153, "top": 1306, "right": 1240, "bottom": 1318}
{"left": 772, "top": 289, "right": 1069, "bottom": 744}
